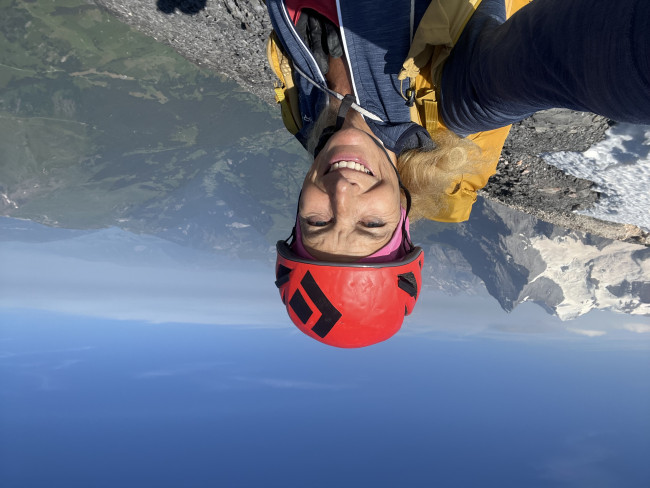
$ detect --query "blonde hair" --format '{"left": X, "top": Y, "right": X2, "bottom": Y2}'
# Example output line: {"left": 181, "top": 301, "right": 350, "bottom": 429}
{"left": 397, "top": 130, "right": 489, "bottom": 222}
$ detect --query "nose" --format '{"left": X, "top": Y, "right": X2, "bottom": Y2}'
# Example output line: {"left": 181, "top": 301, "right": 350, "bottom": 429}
{"left": 326, "top": 173, "right": 358, "bottom": 216}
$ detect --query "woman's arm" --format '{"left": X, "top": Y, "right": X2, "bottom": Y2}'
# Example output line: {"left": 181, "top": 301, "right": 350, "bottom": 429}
{"left": 440, "top": 0, "right": 650, "bottom": 136}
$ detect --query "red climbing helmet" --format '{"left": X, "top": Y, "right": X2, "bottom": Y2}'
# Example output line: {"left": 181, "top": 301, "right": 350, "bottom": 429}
{"left": 275, "top": 240, "right": 424, "bottom": 348}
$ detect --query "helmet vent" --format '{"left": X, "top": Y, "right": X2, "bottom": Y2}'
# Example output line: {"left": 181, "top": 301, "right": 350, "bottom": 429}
{"left": 397, "top": 272, "right": 418, "bottom": 298}
{"left": 275, "top": 264, "right": 292, "bottom": 288}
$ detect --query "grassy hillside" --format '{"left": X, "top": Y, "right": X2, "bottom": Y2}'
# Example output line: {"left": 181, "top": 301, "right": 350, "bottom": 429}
{"left": 0, "top": 0, "right": 307, "bottom": 244}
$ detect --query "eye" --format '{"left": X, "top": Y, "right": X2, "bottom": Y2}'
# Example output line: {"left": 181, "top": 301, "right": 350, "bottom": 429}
{"left": 308, "top": 220, "right": 330, "bottom": 227}
{"left": 299, "top": 215, "right": 332, "bottom": 227}
{"left": 363, "top": 221, "right": 385, "bottom": 228}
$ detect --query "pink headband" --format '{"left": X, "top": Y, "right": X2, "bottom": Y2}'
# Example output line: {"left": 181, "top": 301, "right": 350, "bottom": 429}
{"left": 292, "top": 206, "right": 409, "bottom": 263}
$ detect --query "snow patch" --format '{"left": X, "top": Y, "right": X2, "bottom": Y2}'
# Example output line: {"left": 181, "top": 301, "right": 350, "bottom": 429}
{"left": 543, "top": 123, "right": 650, "bottom": 231}
{"left": 528, "top": 234, "right": 650, "bottom": 320}
{"left": 227, "top": 222, "right": 250, "bottom": 229}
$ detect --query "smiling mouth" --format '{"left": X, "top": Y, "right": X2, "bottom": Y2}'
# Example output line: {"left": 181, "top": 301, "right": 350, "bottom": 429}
{"left": 326, "top": 160, "right": 374, "bottom": 176}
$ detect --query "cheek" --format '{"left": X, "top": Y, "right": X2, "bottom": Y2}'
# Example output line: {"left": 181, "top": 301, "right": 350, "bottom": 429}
{"left": 370, "top": 185, "right": 402, "bottom": 221}
{"left": 299, "top": 183, "right": 328, "bottom": 214}
{"left": 376, "top": 181, "right": 402, "bottom": 207}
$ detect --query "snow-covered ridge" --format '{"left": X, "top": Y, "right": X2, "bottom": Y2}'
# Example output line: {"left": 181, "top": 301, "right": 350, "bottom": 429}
{"left": 526, "top": 234, "right": 650, "bottom": 320}
{"left": 543, "top": 123, "right": 650, "bottom": 232}
{"left": 439, "top": 199, "right": 650, "bottom": 322}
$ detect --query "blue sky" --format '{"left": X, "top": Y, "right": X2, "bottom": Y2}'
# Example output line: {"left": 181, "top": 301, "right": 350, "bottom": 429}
{"left": 1, "top": 309, "right": 649, "bottom": 487}
{"left": 2, "top": 219, "right": 649, "bottom": 486}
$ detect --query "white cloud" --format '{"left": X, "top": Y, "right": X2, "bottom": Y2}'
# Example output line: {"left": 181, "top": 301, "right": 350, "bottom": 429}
{"left": 621, "top": 323, "right": 650, "bottom": 334}
{"left": 0, "top": 346, "right": 94, "bottom": 359}
{"left": 0, "top": 240, "right": 287, "bottom": 327}
{"left": 232, "top": 375, "right": 351, "bottom": 391}
{"left": 567, "top": 328, "right": 607, "bottom": 338}
{"left": 134, "top": 362, "right": 228, "bottom": 379}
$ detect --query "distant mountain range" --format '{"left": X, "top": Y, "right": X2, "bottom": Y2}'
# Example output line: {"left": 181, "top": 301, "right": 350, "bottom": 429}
{"left": 418, "top": 199, "right": 650, "bottom": 319}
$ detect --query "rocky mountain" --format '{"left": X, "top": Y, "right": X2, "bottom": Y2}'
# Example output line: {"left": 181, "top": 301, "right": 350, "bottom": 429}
{"left": 418, "top": 199, "right": 650, "bottom": 319}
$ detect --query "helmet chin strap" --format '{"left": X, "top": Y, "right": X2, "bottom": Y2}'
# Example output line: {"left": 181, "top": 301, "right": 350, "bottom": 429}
{"left": 334, "top": 94, "right": 356, "bottom": 131}
{"left": 313, "top": 94, "right": 354, "bottom": 157}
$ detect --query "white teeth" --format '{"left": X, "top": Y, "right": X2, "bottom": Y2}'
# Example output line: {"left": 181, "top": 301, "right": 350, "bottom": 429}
{"left": 331, "top": 161, "right": 371, "bottom": 175}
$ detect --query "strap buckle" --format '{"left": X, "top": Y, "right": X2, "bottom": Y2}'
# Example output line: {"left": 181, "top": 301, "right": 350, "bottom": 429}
{"left": 405, "top": 87, "right": 416, "bottom": 107}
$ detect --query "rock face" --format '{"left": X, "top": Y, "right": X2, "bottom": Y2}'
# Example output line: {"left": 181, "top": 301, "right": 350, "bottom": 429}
{"left": 487, "top": 110, "right": 650, "bottom": 245}
{"left": 93, "top": 0, "right": 276, "bottom": 104}
{"left": 491, "top": 110, "right": 608, "bottom": 215}
{"left": 91, "top": 0, "right": 649, "bottom": 245}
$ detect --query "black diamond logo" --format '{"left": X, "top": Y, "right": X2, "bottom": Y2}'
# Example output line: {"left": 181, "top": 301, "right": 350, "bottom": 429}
{"left": 289, "top": 271, "right": 342, "bottom": 338}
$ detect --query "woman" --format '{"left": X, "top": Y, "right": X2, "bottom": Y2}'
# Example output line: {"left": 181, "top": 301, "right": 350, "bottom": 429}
{"left": 268, "top": 0, "right": 650, "bottom": 347}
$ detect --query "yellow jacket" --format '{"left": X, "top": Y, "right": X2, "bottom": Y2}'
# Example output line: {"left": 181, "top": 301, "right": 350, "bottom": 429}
{"left": 399, "top": 0, "right": 532, "bottom": 222}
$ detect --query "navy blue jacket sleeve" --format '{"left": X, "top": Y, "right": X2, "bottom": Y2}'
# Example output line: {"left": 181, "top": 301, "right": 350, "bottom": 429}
{"left": 440, "top": 0, "right": 650, "bottom": 136}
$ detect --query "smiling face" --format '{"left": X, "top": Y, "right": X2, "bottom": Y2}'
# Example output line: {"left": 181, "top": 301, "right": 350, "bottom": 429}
{"left": 299, "top": 116, "right": 402, "bottom": 262}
